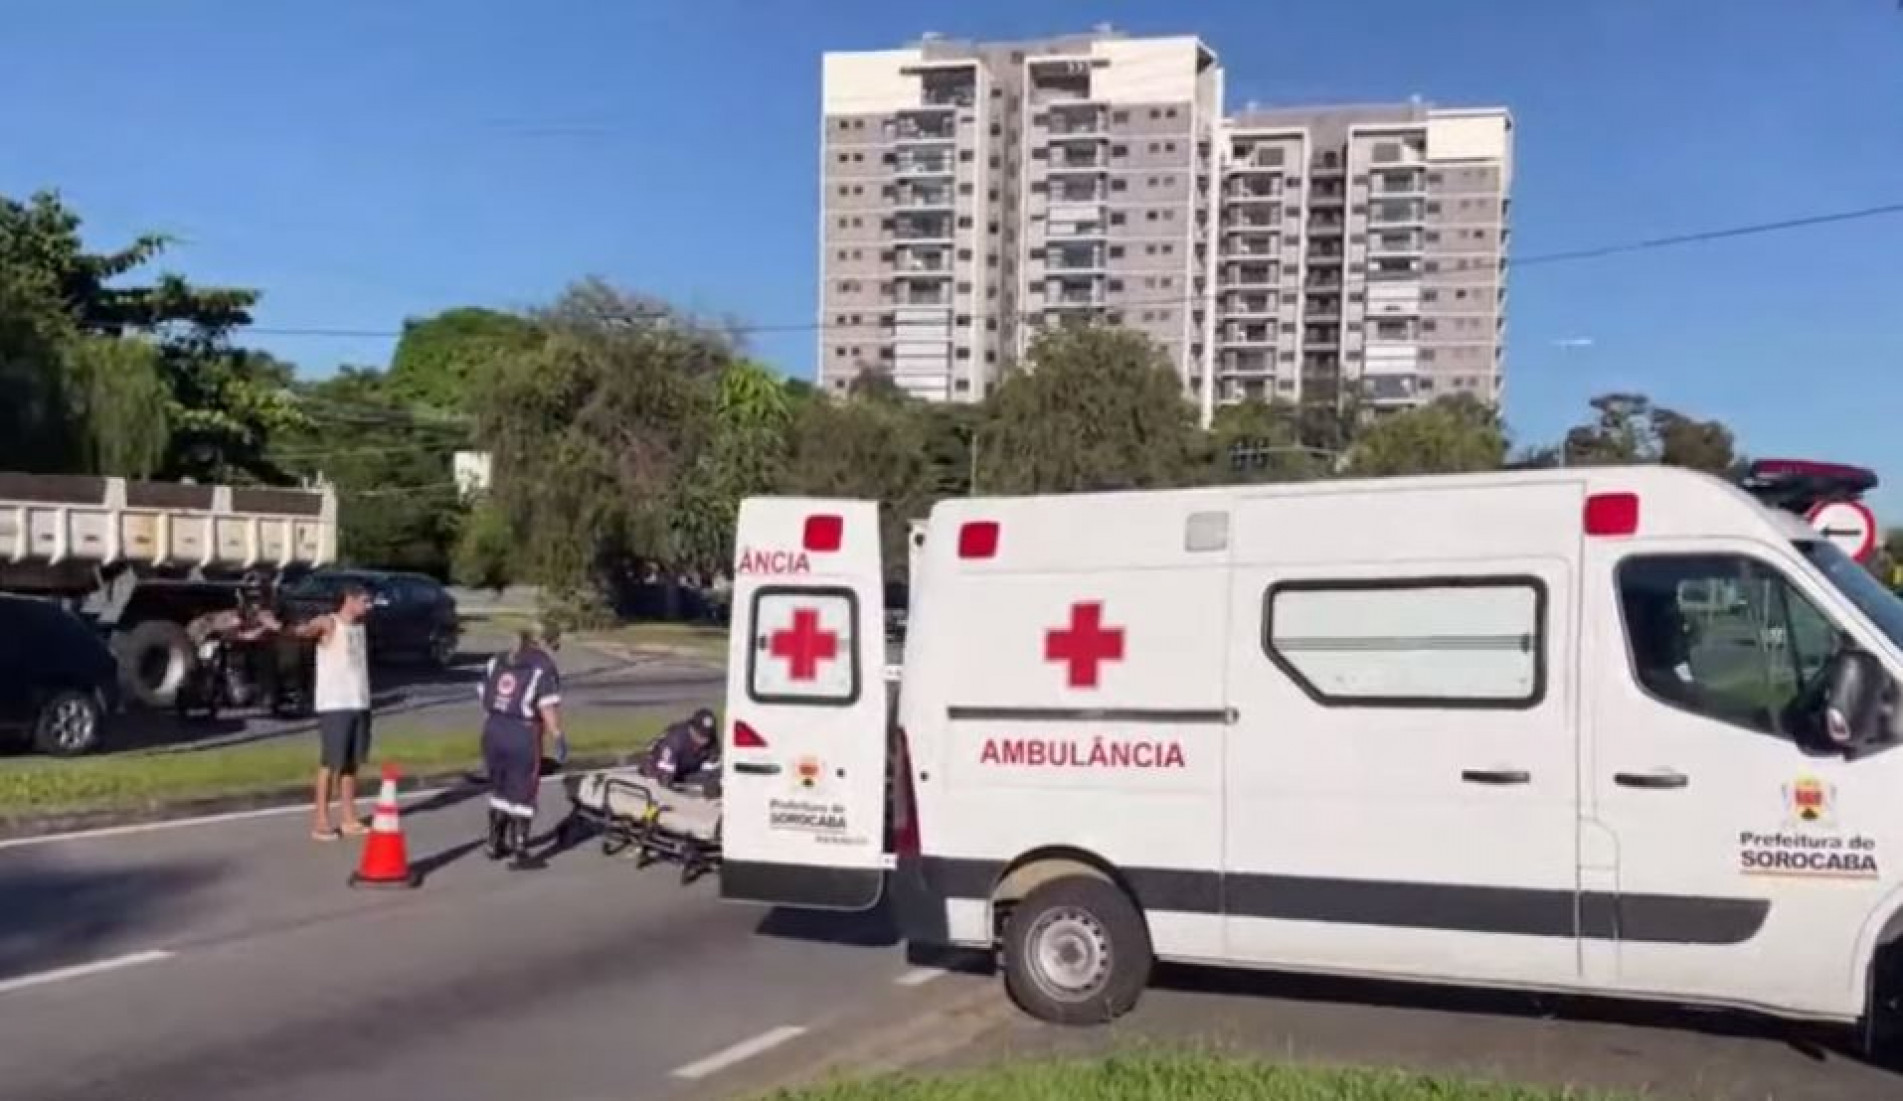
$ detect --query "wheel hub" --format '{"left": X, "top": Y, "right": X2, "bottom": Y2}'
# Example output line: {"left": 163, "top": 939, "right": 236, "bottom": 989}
{"left": 1028, "top": 908, "right": 1111, "bottom": 1002}
{"left": 50, "top": 700, "right": 95, "bottom": 750}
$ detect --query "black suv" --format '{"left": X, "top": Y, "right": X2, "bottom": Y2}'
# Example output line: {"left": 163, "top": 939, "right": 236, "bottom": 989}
{"left": 278, "top": 569, "right": 461, "bottom": 669}
{"left": 0, "top": 596, "right": 120, "bottom": 755}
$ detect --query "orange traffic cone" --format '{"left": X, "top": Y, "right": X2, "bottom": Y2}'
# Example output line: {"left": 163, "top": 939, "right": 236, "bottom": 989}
{"left": 349, "top": 764, "right": 418, "bottom": 889}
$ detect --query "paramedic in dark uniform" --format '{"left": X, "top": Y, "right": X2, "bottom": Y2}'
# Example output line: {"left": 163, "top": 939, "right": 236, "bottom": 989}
{"left": 479, "top": 622, "right": 565, "bottom": 865}
{"left": 642, "top": 708, "right": 720, "bottom": 795}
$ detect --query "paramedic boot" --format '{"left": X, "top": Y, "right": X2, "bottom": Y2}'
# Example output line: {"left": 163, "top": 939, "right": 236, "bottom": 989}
{"left": 484, "top": 810, "right": 509, "bottom": 861}
{"left": 507, "top": 817, "right": 537, "bottom": 870}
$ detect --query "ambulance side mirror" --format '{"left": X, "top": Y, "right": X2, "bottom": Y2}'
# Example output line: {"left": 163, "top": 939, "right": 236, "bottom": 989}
{"left": 1824, "top": 648, "right": 1891, "bottom": 752}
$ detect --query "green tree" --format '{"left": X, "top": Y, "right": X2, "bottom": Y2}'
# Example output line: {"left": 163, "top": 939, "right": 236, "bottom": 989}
{"left": 1345, "top": 394, "right": 1507, "bottom": 477}
{"left": 1651, "top": 407, "right": 1739, "bottom": 474}
{"left": 981, "top": 325, "right": 1201, "bottom": 494}
{"left": 1207, "top": 399, "right": 1333, "bottom": 484}
{"left": 62, "top": 337, "right": 171, "bottom": 477}
{"left": 475, "top": 281, "right": 727, "bottom": 603}
{"left": 0, "top": 190, "right": 305, "bottom": 480}
{"left": 777, "top": 390, "right": 933, "bottom": 577}
{"left": 387, "top": 307, "right": 544, "bottom": 411}
{"left": 1558, "top": 392, "right": 1740, "bottom": 475}
{"left": 669, "top": 360, "right": 793, "bottom": 574}
{"left": 272, "top": 366, "right": 470, "bottom": 575}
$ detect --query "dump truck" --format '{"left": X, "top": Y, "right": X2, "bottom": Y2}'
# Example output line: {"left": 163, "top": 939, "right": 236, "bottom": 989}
{"left": 0, "top": 472, "right": 337, "bottom": 708}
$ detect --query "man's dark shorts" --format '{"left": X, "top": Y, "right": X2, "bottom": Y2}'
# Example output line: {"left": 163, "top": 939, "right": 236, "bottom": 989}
{"left": 319, "top": 710, "right": 373, "bottom": 773}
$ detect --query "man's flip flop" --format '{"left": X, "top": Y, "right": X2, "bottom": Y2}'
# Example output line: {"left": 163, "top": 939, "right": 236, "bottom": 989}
{"left": 339, "top": 822, "right": 369, "bottom": 837}
{"left": 311, "top": 828, "right": 340, "bottom": 842}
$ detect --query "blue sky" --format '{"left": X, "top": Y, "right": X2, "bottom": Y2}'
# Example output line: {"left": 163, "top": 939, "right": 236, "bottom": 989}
{"left": 2, "top": 1, "right": 1899, "bottom": 505}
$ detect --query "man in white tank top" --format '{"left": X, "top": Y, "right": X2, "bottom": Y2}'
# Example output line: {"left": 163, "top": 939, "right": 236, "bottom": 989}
{"left": 287, "top": 583, "right": 374, "bottom": 840}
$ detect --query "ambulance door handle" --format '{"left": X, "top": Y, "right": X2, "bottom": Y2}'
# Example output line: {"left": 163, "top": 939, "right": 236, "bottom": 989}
{"left": 1461, "top": 769, "right": 1530, "bottom": 785}
{"left": 733, "top": 762, "right": 781, "bottom": 776}
{"left": 1615, "top": 770, "right": 1688, "bottom": 790}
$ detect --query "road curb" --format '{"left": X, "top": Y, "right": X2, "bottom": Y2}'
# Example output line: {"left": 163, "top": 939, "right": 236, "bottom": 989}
{"left": 0, "top": 753, "right": 631, "bottom": 841}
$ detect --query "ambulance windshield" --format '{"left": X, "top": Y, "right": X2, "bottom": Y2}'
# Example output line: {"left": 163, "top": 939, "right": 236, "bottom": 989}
{"left": 1800, "top": 541, "right": 1903, "bottom": 653}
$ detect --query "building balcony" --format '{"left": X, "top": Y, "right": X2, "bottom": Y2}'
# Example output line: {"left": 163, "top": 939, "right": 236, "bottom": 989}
{"left": 894, "top": 188, "right": 955, "bottom": 210}
{"left": 897, "top": 290, "right": 952, "bottom": 307}
{"left": 893, "top": 157, "right": 954, "bottom": 177}
{"left": 891, "top": 117, "right": 957, "bottom": 143}
{"left": 1047, "top": 218, "right": 1108, "bottom": 240}
{"left": 1221, "top": 296, "right": 1278, "bottom": 318}
{"left": 1046, "top": 151, "right": 1111, "bottom": 171}
{"left": 1226, "top": 180, "right": 1283, "bottom": 200}
{"left": 1222, "top": 237, "right": 1280, "bottom": 258}
{"left": 1047, "top": 247, "right": 1106, "bottom": 273}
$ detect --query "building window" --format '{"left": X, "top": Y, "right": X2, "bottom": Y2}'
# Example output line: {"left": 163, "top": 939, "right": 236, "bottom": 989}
{"left": 957, "top": 248, "right": 973, "bottom": 260}
{"left": 1108, "top": 279, "right": 1124, "bottom": 291}
{"left": 1110, "top": 212, "right": 1126, "bottom": 225}
{"left": 958, "top": 216, "right": 973, "bottom": 228}
{"left": 1426, "top": 202, "right": 1442, "bottom": 214}
{"left": 956, "top": 281, "right": 973, "bottom": 292}
{"left": 1265, "top": 577, "right": 1546, "bottom": 708}
{"left": 1111, "top": 178, "right": 1127, "bottom": 192}
{"left": 956, "top": 348, "right": 972, "bottom": 360}
{"left": 1112, "top": 144, "right": 1128, "bottom": 157}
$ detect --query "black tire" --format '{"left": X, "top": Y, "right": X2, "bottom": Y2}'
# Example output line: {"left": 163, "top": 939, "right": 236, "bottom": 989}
{"left": 112, "top": 620, "right": 194, "bottom": 709}
{"left": 33, "top": 691, "right": 105, "bottom": 756}
{"left": 425, "top": 628, "right": 458, "bottom": 670}
{"left": 1002, "top": 876, "right": 1152, "bottom": 1026}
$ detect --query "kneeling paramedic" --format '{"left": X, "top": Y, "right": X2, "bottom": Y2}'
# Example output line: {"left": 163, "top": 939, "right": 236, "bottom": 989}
{"left": 479, "top": 623, "right": 565, "bottom": 864}
{"left": 641, "top": 708, "right": 720, "bottom": 796}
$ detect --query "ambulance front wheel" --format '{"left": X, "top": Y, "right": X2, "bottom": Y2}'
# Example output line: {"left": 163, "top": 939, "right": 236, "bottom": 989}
{"left": 1002, "top": 877, "right": 1152, "bottom": 1026}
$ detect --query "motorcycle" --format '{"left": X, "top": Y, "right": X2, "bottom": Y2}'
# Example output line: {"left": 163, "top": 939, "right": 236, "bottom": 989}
{"left": 175, "top": 634, "right": 268, "bottom": 721}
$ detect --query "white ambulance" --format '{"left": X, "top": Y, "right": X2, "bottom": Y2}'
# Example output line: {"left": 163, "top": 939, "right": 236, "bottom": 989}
{"left": 718, "top": 464, "right": 1903, "bottom": 1047}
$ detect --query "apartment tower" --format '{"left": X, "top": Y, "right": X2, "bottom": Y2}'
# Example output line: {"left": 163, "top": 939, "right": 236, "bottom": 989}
{"left": 818, "top": 30, "right": 1512, "bottom": 417}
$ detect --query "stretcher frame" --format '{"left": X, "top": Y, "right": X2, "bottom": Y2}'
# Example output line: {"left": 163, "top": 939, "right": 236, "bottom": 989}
{"left": 559, "top": 773, "right": 722, "bottom": 885}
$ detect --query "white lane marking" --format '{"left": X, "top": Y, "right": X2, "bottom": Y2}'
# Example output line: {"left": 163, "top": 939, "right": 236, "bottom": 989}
{"left": 0, "top": 772, "right": 596, "bottom": 852}
{"left": 0, "top": 950, "right": 174, "bottom": 996}
{"left": 896, "top": 967, "right": 947, "bottom": 987}
{"left": 670, "top": 1025, "right": 808, "bottom": 1081}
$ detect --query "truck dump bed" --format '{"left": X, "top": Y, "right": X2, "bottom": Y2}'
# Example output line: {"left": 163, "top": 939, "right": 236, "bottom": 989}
{"left": 0, "top": 473, "right": 336, "bottom": 575}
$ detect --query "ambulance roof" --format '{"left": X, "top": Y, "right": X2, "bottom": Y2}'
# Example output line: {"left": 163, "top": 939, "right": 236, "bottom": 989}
{"left": 925, "top": 465, "right": 1817, "bottom": 571}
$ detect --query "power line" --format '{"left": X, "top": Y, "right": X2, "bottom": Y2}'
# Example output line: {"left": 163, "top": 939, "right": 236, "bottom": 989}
{"left": 236, "top": 199, "right": 1903, "bottom": 342}
{"left": 1512, "top": 201, "right": 1903, "bottom": 268}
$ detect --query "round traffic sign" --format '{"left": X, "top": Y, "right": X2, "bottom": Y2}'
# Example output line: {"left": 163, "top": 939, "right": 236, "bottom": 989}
{"left": 1806, "top": 500, "right": 1877, "bottom": 563}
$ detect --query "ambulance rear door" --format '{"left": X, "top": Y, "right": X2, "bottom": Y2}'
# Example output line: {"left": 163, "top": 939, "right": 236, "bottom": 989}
{"left": 720, "top": 497, "right": 890, "bottom": 911}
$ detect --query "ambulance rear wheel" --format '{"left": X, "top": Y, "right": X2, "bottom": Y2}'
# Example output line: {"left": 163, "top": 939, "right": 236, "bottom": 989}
{"left": 1002, "top": 877, "right": 1152, "bottom": 1025}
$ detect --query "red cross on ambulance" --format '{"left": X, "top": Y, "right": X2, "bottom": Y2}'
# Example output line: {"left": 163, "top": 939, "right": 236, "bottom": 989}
{"left": 1045, "top": 600, "right": 1126, "bottom": 688}
{"left": 752, "top": 594, "right": 855, "bottom": 700}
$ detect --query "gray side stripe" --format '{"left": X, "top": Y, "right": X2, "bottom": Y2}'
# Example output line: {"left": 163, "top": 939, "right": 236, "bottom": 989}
{"left": 916, "top": 858, "right": 1768, "bottom": 947}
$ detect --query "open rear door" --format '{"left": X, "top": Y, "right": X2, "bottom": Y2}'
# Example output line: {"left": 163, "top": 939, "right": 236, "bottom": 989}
{"left": 720, "top": 496, "right": 889, "bottom": 911}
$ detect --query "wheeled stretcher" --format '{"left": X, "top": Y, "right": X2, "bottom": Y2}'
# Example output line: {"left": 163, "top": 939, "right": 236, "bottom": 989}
{"left": 560, "top": 767, "right": 722, "bottom": 884}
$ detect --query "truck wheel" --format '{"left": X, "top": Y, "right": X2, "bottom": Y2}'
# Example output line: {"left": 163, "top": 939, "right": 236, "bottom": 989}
{"left": 1002, "top": 876, "right": 1152, "bottom": 1026}
{"left": 34, "top": 691, "right": 104, "bottom": 756}
{"left": 113, "top": 620, "right": 194, "bottom": 709}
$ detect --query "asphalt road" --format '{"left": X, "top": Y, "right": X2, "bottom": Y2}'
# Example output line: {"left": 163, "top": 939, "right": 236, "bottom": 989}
{"left": 0, "top": 781, "right": 957, "bottom": 1101}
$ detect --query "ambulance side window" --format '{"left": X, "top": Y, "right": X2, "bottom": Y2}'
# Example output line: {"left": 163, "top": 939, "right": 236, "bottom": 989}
{"left": 1263, "top": 576, "right": 1546, "bottom": 708}
{"left": 747, "top": 586, "right": 861, "bottom": 707}
{"left": 1616, "top": 555, "right": 1841, "bottom": 738}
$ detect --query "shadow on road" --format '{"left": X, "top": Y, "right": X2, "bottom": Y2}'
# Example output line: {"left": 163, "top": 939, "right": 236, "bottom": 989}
{"left": 754, "top": 901, "right": 902, "bottom": 948}
{"left": 1149, "top": 962, "right": 1880, "bottom": 1073}
{"left": 411, "top": 838, "right": 488, "bottom": 884}
{"left": 0, "top": 851, "right": 225, "bottom": 980}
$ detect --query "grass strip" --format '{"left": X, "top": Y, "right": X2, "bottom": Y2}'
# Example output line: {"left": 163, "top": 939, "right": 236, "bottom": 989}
{"left": 0, "top": 715, "right": 671, "bottom": 820}
{"left": 764, "top": 1053, "right": 1643, "bottom": 1101}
